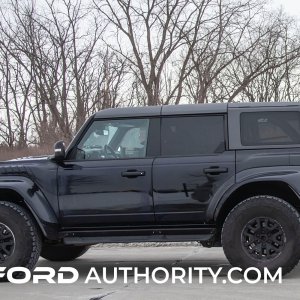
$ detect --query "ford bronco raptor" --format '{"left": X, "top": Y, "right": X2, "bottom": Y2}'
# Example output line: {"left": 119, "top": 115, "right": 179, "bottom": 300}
{"left": 1, "top": 102, "right": 300, "bottom": 278}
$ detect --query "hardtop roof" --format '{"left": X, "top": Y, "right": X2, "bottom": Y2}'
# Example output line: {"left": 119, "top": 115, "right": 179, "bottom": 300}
{"left": 94, "top": 102, "right": 300, "bottom": 118}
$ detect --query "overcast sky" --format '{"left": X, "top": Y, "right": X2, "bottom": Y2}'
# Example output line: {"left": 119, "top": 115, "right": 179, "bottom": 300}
{"left": 272, "top": 0, "right": 300, "bottom": 19}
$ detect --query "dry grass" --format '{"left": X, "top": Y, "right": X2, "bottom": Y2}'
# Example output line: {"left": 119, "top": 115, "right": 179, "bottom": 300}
{"left": 0, "top": 146, "right": 53, "bottom": 161}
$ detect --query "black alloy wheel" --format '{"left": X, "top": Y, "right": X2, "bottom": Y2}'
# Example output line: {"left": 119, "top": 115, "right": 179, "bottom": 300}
{"left": 0, "top": 223, "right": 15, "bottom": 262}
{"left": 222, "top": 195, "right": 300, "bottom": 276}
{"left": 241, "top": 217, "right": 285, "bottom": 260}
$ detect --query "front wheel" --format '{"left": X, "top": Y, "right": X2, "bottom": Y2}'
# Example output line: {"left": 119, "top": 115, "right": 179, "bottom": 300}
{"left": 222, "top": 195, "right": 300, "bottom": 276}
{"left": 41, "top": 244, "right": 90, "bottom": 261}
{"left": 0, "top": 201, "right": 41, "bottom": 280}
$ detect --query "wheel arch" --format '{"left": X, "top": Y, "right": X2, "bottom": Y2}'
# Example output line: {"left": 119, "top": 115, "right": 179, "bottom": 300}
{"left": 215, "top": 180, "right": 300, "bottom": 228}
{"left": 0, "top": 177, "right": 59, "bottom": 240}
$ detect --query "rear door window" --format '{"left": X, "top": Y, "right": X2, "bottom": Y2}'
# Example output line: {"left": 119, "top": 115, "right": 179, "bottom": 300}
{"left": 161, "top": 115, "right": 225, "bottom": 156}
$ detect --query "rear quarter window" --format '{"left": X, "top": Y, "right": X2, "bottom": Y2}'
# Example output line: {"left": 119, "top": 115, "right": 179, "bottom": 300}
{"left": 240, "top": 111, "right": 300, "bottom": 146}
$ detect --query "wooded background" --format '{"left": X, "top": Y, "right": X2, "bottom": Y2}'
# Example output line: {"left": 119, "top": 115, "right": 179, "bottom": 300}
{"left": 0, "top": 0, "right": 300, "bottom": 157}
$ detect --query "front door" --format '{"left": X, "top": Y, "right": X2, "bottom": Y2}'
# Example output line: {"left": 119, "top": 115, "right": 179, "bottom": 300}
{"left": 58, "top": 117, "right": 156, "bottom": 228}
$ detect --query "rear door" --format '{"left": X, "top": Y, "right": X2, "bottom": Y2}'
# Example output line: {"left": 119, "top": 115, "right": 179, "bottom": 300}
{"left": 153, "top": 114, "right": 235, "bottom": 224}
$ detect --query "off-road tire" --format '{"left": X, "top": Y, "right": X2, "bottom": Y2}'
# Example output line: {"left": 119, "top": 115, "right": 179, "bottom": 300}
{"left": 222, "top": 195, "right": 300, "bottom": 277}
{"left": 41, "top": 244, "right": 90, "bottom": 261}
{"left": 0, "top": 201, "right": 42, "bottom": 280}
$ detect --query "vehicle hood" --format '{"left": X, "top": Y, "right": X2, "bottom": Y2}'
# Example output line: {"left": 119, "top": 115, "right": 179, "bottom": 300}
{"left": 0, "top": 155, "right": 54, "bottom": 178}
{"left": 6, "top": 155, "right": 50, "bottom": 162}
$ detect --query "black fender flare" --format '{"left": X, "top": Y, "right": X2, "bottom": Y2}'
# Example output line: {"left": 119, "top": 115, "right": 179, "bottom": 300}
{"left": 206, "top": 168, "right": 300, "bottom": 222}
{"left": 0, "top": 176, "right": 59, "bottom": 239}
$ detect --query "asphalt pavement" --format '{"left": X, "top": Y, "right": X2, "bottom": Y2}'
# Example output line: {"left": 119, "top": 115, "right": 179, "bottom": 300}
{"left": 0, "top": 246, "right": 298, "bottom": 300}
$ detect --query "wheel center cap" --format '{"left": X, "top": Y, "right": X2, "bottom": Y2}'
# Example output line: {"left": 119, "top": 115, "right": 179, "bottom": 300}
{"left": 260, "top": 235, "right": 267, "bottom": 242}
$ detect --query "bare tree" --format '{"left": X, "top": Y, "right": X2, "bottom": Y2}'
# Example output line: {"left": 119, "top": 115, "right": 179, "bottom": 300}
{"left": 1, "top": 0, "right": 300, "bottom": 151}
{"left": 94, "top": 0, "right": 212, "bottom": 106}
{"left": 0, "top": 0, "right": 126, "bottom": 147}
{"left": 226, "top": 10, "right": 300, "bottom": 102}
{"left": 185, "top": 4, "right": 300, "bottom": 103}
{"left": 0, "top": 37, "right": 34, "bottom": 148}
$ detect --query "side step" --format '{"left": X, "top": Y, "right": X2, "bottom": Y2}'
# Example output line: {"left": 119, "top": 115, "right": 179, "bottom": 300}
{"left": 62, "top": 227, "right": 216, "bottom": 245}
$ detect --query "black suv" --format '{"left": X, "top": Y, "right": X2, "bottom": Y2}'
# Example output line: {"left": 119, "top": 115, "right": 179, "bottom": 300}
{"left": 1, "top": 102, "right": 300, "bottom": 277}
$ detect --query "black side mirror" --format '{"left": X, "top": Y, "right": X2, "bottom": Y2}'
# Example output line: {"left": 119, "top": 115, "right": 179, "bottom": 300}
{"left": 54, "top": 140, "right": 66, "bottom": 161}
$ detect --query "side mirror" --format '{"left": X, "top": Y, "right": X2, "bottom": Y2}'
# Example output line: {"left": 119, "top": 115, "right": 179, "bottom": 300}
{"left": 54, "top": 140, "right": 66, "bottom": 161}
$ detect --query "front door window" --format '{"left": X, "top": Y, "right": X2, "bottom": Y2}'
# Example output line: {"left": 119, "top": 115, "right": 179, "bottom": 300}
{"left": 75, "top": 119, "right": 150, "bottom": 160}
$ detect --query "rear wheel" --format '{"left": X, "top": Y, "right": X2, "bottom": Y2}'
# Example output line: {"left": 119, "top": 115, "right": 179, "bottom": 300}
{"left": 0, "top": 201, "right": 41, "bottom": 280}
{"left": 41, "top": 244, "right": 90, "bottom": 261}
{"left": 222, "top": 195, "right": 300, "bottom": 276}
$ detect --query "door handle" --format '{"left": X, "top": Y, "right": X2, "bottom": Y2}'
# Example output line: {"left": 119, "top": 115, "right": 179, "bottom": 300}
{"left": 121, "top": 170, "right": 145, "bottom": 178}
{"left": 62, "top": 164, "right": 82, "bottom": 170}
{"left": 203, "top": 167, "right": 228, "bottom": 175}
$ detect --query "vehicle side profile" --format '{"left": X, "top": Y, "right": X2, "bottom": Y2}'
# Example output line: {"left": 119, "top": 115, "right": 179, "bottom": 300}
{"left": 1, "top": 102, "right": 300, "bottom": 279}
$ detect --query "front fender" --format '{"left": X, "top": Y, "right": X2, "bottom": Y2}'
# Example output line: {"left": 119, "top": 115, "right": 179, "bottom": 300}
{"left": 0, "top": 176, "right": 59, "bottom": 239}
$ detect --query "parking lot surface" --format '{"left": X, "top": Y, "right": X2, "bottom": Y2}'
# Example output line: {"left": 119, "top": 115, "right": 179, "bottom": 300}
{"left": 0, "top": 246, "right": 298, "bottom": 300}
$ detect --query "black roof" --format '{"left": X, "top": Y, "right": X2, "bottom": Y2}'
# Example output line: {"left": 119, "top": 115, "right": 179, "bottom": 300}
{"left": 229, "top": 102, "right": 300, "bottom": 108}
{"left": 94, "top": 102, "right": 300, "bottom": 118}
{"left": 94, "top": 103, "right": 227, "bottom": 118}
{"left": 94, "top": 105, "right": 161, "bottom": 119}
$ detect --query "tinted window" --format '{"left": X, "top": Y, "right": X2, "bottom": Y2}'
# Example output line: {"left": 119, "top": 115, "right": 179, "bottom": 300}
{"left": 161, "top": 115, "right": 225, "bottom": 156}
{"left": 241, "top": 111, "right": 300, "bottom": 146}
{"left": 75, "top": 119, "right": 149, "bottom": 160}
